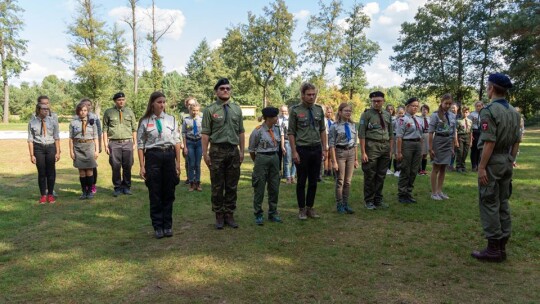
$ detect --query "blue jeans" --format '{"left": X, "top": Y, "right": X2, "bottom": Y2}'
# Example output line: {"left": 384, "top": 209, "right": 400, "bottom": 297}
{"left": 187, "top": 140, "right": 202, "bottom": 182}
{"left": 283, "top": 141, "right": 296, "bottom": 178}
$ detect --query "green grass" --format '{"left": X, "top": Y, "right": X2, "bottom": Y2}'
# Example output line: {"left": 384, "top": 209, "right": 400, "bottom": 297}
{"left": 0, "top": 122, "right": 71, "bottom": 132}
{"left": 1, "top": 121, "right": 539, "bottom": 303}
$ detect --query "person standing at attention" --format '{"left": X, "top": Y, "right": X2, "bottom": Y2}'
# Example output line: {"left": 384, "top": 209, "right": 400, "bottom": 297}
{"left": 279, "top": 105, "right": 296, "bottom": 184}
{"left": 28, "top": 103, "right": 61, "bottom": 204}
{"left": 288, "top": 82, "right": 327, "bottom": 220}
{"left": 455, "top": 106, "right": 473, "bottom": 173}
{"left": 471, "top": 73, "right": 521, "bottom": 262}
{"left": 428, "top": 94, "right": 456, "bottom": 200}
{"left": 102, "top": 92, "right": 137, "bottom": 197}
{"left": 468, "top": 101, "right": 484, "bottom": 172}
{"left": 137, "top": 92, "right": 182, "bottom": 239}
{"left": 358, "top": 91, "right": 393, "bottom": 210}
{"left": 202, "top": 78, "right": 245, "bottom": 229}
{"left": 249, "top": 107, "right": 283, "bottom": 225}
{"left": 329, "top": 103, "right": 358, "bottom": 214}
{"left": 419, "top": 104, "right": 431, "bottom": 175}
{"left": 182, "top": 102, "right": 203, "bottom": 192}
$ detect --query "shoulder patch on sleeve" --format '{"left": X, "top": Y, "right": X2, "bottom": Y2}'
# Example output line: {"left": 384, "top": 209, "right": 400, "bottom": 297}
{"left": 481, "top": 120, "right": 489, "bottom": 131}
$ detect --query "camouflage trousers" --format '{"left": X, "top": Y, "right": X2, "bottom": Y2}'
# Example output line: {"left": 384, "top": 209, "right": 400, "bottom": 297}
{"left": 209, "top": 143, "right": 241, "bottom": 213}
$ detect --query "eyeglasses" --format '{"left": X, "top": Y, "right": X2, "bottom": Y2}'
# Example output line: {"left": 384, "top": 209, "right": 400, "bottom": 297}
{"left": 218, "top": 87, "right": 231, "bottom": 91}
{"left": 40, "top": 108, "right": 50, "bottom": 111}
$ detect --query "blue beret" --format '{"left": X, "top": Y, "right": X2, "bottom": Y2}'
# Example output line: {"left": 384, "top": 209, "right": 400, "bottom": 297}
{"left": 488, "top": 73, "right": 512, "bottom": 89}
{"left": 214, "top": 78, "right": 230, "bottom": 90}
{"left": 262, "top": 106, "right": 279, "bottom": 118}
{"left": 113, "top": 92, "right": 125, "bottom": 100}
{"left": 406, "top": 97, "right": 418, "bottom": 105}
{"left": 369, "top": 91, "right": 385, "bottom": 98}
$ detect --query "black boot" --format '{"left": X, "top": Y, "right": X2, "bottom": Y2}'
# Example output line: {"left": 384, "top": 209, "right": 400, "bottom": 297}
{"left": 224, "top": 213, "right": 239, "bottom": 228}
{"left": 215, "top": 212, "right": 224, "bottom": 230}
{"left": 500, "top": 237, "right": 509, "bottom": 261}
{"left": 471, "top": 239, "right": 504, "bottom": 262}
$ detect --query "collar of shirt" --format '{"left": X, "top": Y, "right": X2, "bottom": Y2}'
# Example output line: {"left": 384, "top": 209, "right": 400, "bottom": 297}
{"left": 151, "top": 113, "right": 165, "bottom": 120}
{"left": 216, "top": 98, "right": 230, "bottom": 106}
{"left": 300, "top": 102, "right": 314, "bottom": 109}
{"left": 115, "top": 106, "right": 124, "bottom": 111}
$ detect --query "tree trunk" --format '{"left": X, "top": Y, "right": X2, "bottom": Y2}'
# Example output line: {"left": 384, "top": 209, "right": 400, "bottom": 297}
{"left": 478, "top": 0, "right": 493, "bottom": 100}
{"left": 2, "top": 79, "right": 8, "bottom": 123}
{"left": 131, "top": 0, "right": 138, "bottom": 95}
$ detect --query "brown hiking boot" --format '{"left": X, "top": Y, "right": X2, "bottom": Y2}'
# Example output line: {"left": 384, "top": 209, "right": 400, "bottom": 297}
{"left": 215, "top": 212, "right": 224, "bottom": 230}
{"left": 196, "top": 182, "right": 202, "bottom": 192}
{"left": 188, "top": 182, "right": 194, "bottom": 192}
{"left": 471, "top": 239, "right": 503, "bottom": 262}
{"left": 306, "top": 207, "right": 320, "bottom": 219}
{"left": 298, "top": 208, "right": 307, "bottom": 220}
{"left": 224, "top": 213, "right": 239, "bottom": 228}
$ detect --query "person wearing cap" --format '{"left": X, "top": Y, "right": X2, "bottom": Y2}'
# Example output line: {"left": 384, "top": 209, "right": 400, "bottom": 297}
{"left": 28, "top": 102, "right": 61, "bottom": 204}
{"left": 358, "top": 91, "right": 393, "bottom": 210}
{"left": 329, "top": 102, "right": 358, "bottom": 214}
{"left": 69, "top": 101, "right": 99, "bottom": 200}
{"left": 395, "top": 97, "right": 423, "bottom": 203}
{"left": 288, "top": 82, "right": 327, "bottom": 220}
{"left": 249, "top": 107, "right": 283, "bottom": 225}
{"left": 428, "top": 94, "right": 456, "bottom": 201}
{"left": 137, "top": 92, "right": 182, "bottom": 239}
{"left": 102, "top": 92, "right": 137, "bottom": 197}
{"left": 202, "top": 78, "right": 245, "bottom": 229}
{"left": 471, "top": 73, "right": 521, "bottom": 262}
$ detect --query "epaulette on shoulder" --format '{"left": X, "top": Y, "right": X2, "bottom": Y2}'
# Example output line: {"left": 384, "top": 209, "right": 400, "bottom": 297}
{"left": 314, "top": 104, "right": 323, "bottom": 109}
{"left": 255, "top": 125, "right": 262, "bottom": 130}
{"left": 291, "top": 104, "right": 300, "bottom": 109}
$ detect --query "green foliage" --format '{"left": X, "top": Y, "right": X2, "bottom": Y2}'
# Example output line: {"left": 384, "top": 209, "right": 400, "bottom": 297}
{"left": 109, "top": 23, "right": 130, "bottom": 91}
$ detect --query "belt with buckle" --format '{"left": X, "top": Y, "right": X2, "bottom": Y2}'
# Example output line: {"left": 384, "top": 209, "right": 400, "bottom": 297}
{"left": 402, "top": 138, "right": 421, "bottom": 142}
{"left": 435, "top": 133, "right": 450, "bottom": 137}
{"left": 146, "top": 146, "right": 174, "bottom": 152}
{"left": 76, "top": 139, "right": 93, "bottom": 143}
{"left": 110, "top": 139, "right": 132, "bottom": 143}
{"left": 257, "top": 151, "right": 277, "bottom": 155}
{"left": 335, "top": 145, "right": 354, "bottom": 150}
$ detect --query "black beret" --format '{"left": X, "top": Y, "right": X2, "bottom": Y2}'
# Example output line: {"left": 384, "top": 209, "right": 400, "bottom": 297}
{"left": 369, "top": 91, "right": 385, "bottom": 98}
{"left": 214, "top": 78, "right": 230, "bottom": 90}
{"left": 113, "top": 92, "right": 125, "bottom": 100}
{"left": 488, "top": 73, "right": 512, "bottom": 89}
{"left": 262, "top": 107, "right": 279, "bottom": 118}
{"left": 406, "top": 97, "right": 418, "bottom": 105}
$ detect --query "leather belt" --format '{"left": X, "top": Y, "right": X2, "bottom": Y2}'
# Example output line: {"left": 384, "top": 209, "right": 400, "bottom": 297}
{"left": 335, "top": 145, "right": 355, "bottom": 150}
{"left": 76, "top": 139, "right": 93, "bottom": 143}
{"left": 435, "top": 133, "right": 450, "bottom": 137}
{"left": 297, "top": 145, "right": 321, "bottom": 151}
{"left": 402, "top": 138, "right": 421, "bottom": 142}
{"left": 110, "top": 139, "right": 132, "bottom": 143}
{"left": 146, "top": 146, "right": 174, "bottom": 152}
{"left": 257, "top": 151, "right": 277, "bottom": 155}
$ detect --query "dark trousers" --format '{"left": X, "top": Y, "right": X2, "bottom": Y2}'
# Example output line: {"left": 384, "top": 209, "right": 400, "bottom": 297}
{"left": 362, "top": 140, "right": 391, "bottom": 203}
{"left": 295, "top": 145, "right": 322, "bottom": 208}
{"left": 144, "top": 149, "right": 178, "bottom": 230}
{"left": 34, "top": 143, "right": 56, "bottom": 196}
{"left": 471, "top": 130, "right": 481, "bottom": 169}
{"left": 108, "top": 140, "right": 134, "bottom": 190}
{"left": 209, "top": 144, "right": 241, "bottom": 213}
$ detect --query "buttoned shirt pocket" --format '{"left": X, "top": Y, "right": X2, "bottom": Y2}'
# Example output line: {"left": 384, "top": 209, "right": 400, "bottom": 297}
{"left": 298, "top": 117, "right": 309, "bottom": 128}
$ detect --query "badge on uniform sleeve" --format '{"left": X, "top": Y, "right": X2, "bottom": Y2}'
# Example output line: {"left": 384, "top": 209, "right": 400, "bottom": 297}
{"left": 481, "top": 120, "right": 488, "bottom": 131}
{"left": 213, "top": 113, "right": 219, "bottom": 118}
{"left": 298, "top": 113, "right": 306, "bottom": 118}
{"left": 360, "top": 119, "right": 365, "bottom": 125}
{"left": 406, "top": 122, "right": 411, "bottom": 128}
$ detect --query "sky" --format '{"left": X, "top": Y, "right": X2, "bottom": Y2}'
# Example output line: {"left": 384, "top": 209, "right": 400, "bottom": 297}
{"left": 17, "top": 0, "right": 428, "bottom": 88}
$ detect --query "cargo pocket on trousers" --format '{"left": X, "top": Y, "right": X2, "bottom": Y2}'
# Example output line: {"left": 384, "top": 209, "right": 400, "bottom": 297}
{"left": 479, "top": 181, "right": 496, "bottom": 202}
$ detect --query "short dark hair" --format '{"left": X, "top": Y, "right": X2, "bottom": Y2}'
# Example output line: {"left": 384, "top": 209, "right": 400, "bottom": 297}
{"left": 37, "top": 95, "right": 49, "bottom": 104}
{"left": 75, "top": 102, "right": 88, "bottom": 116}
{"left": 300, "top": 82, "right": 316, "bottom": 94}
{"left": 420, "top": 104, "right": 430, "bottom": 112}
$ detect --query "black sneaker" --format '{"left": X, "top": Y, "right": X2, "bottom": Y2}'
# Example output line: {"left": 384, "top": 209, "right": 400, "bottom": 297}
{"left": 123, "top": 188, "right": 133, "bottom": 195}
{"left": 374, "top": 201, "right": 389, "bottom": 209}
{"left": 365, "top": 202, "right": 376, "bottom": 210}
{"left": 113, "top": 189, "right": 122, "bottom": 197}
{"left": 154, "top": 229, "right": 164, "bottom": 239}
{"left": 163, "top": 228, "right": 173, "bottom": 237}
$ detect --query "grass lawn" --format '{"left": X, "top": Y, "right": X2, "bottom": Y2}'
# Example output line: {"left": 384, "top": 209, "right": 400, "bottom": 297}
{"left": 0, "top": 120, "right": 539, "bottom": 303}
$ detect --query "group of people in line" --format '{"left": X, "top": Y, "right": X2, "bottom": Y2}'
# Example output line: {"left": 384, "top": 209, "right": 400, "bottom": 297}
{"left": 27, "top": 74, "right": 522, "bottom": 263}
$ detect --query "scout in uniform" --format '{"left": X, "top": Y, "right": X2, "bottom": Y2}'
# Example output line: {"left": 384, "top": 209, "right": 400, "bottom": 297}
{"left": 28, "top": 103, "right": 61, "bottom": 204}
{"left": 385, "top": 104, "right": 396, "bottom": 175}
{"left": 182, "top": 102, "right": 203, "bottom": 191}
{"left": 69, "top": 101, "right": 99, "bottom": 199}
{"left": 249, "top": 107, "right": 283, "bottom": 225}
{"left": 448, "top": 103, "right": 460, "bottom": 171}
{"left": 471, "top": 73, "right": 521, "bottom": 262}
{"left": 329, "top": 103, "right": 358, "bottom": 214}
{"left": 288, "top": 82, "right": 327, "bottom": 220}
{"left": 103, "top": 92, "right": 137, "bottom": 197}
{"left": 428, "top": 94, "right": 457, "bottom": 200}
{"left": 181, "top": 97, "right": 198, "bottom": 184}
{"left": 392, "top": 106, "right": 405, "bottom": 177}
{"left": 455, "top": 106, "right": 473, "bottom": 173}
{"left": 418, "top": 104, "right": 431, "bottom": 175}
{"left": 279, "top": 105, "right": 296, "bottom": 184}
{"left": 468, "top": 101, "right": 484, "bottom": 171}
{"left": 323, "top": 106, "right": 335, "bottom": 178}
{"left": 395, "top": 98, "right": 423, "bottom": 203}
{"left": 202, "top": 78, "right": 245, "bottom": 229}
{"left": 80, "top": 99, "right": 102, "bottom": 194}
{"left": 35, "top": 96, "right": 60, "bottom": 196}
{"left": 137, "top": 92, "right": 182, "bottom": 239}
{"left": 358, "top": 91, "right": 393, "bottom": 210}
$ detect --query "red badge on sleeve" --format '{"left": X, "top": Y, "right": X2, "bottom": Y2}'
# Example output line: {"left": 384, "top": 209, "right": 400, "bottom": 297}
{"left": 481, "top": 121, "right": 488, "bottom": 131}
{"left": 213, "top": 113, "right": 219, "bottom": 118}
{"left": 298, "top": 113, "right": 306, "bottom": 118}
{"left": 147, "top": 123, "right": 154, "bottom": 127}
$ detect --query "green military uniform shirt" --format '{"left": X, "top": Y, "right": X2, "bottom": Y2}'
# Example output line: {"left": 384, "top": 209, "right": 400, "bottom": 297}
{"left": 102, "top": 106, "right": 137, "bottom": 139}
{"left": 201, "top": 99, "right": 244, "bottom": 145}
{"left": 287, "top": 103, "right": 325, "bottom": 146}
{"left": 457, "top": 117, "right": 473, "bottom": 135}
{"left": 358, "top": 108, "right": 393, "bottom": 140}
{"left": 478, "top": 98, "right": 521, "bottom": 151}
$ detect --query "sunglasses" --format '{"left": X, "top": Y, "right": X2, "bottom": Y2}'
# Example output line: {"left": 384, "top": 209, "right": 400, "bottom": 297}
{"left": 218, "top": 87, "right": 231, "bottom": 91}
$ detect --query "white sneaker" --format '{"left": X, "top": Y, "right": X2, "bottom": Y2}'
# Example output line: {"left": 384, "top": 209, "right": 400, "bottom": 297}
{"left": 386, "top": 169, "right": 393, "bottom": 175}
{"left": 431, "top": 193, "right": 442, "bottom": 200}
{"left": 394, "top": 171, "right": 401, "bottom": 177}
{"left": 438, "top": 192, "right": 449, "bottom": 199}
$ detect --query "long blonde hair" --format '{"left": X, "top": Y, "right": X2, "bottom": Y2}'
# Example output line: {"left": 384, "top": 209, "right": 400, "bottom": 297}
{"left": 335, "top": 103, "right": 353, "bottom": 123}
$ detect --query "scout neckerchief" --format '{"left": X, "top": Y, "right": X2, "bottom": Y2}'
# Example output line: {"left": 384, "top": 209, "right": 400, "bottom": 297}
{"left": 41, "top": 118, "right": 46, "bottom": 137}
{"left": 192, "top": 117, "right": 198, "bottom": 135}
{"left": 156, "top": 115, "right": 163, "bottom": 137}
{"left": 423, "top": 116, "right": 428, "bottom": 131}
{"left": 327, "top": 118, "right": 333, "bottom": 128}
{"left": 377, "top": 110, "right": 386, "bottom": 129}
{"left": 268, "top": 126, "right": 277, "bottom": 147}
{"left": 308, "top": 107, "right": 315, "bottom": 129}
{"left": 344, "top": 122, "right": 351, "bottom": 141}
{"left": 82, "top": 118, "right": 87, "bottom": 136}
{"left": 465, "top": 118, "right": 468, "bottom": 131}
{"left": 118, "top": 107, "right": 123, "bottom": 123}
{"left": 411, "top": 115, "right": 420, "bottom": 133}
{"left": 223, "top": 104, "right": 229, "bottom": 121}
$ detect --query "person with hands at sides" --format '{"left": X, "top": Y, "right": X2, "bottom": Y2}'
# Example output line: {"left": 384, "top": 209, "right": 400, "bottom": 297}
{"left": 201, "top": 78, "right": 245, "bottom": 230}
{"left": 69, "top": 100, "right": 99, "bottom": 200}
{"left": 182, "top": 102, "right": 203, "bottom": 192}
{"left": 80, "top": 99, "right": 102, "bottom": 195}
{"left": 395, "top": 97, "right": 423, "bottom": 204}
{"left": 427, "top": 94, "right": 457, "bottom": 201}
{"left": 137, "top": 92, "right": 182, "bottom": 239}
{"left": 329, "top": 103, "right": 358, "bottom": 214}
{"left": 471, "top": 73, "right": 521, "bottom": 262}
{"left": 28, "top": 102, "right": 61, "bottom": 204}
{"left": 288, "top": 82, "right": 327, "bottom": 220}
{"left": 358, "top": 91, "right": 393, "bottom": 210}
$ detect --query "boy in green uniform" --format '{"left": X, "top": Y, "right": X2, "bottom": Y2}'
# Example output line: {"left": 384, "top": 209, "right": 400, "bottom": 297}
{"left": 455, "top": 106, "right": 473, "bottom": 173}
{"left": 358, "top": 91, "right": 393, "bottom": 209}
{"left": 249, "top": 107, "right": 282, "bottom": 225}
{"left": 471, "top": 73, "right": 521, "bottom": 262}
{"left": 202, "top": 78, "right": 245, "bottom": 229}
